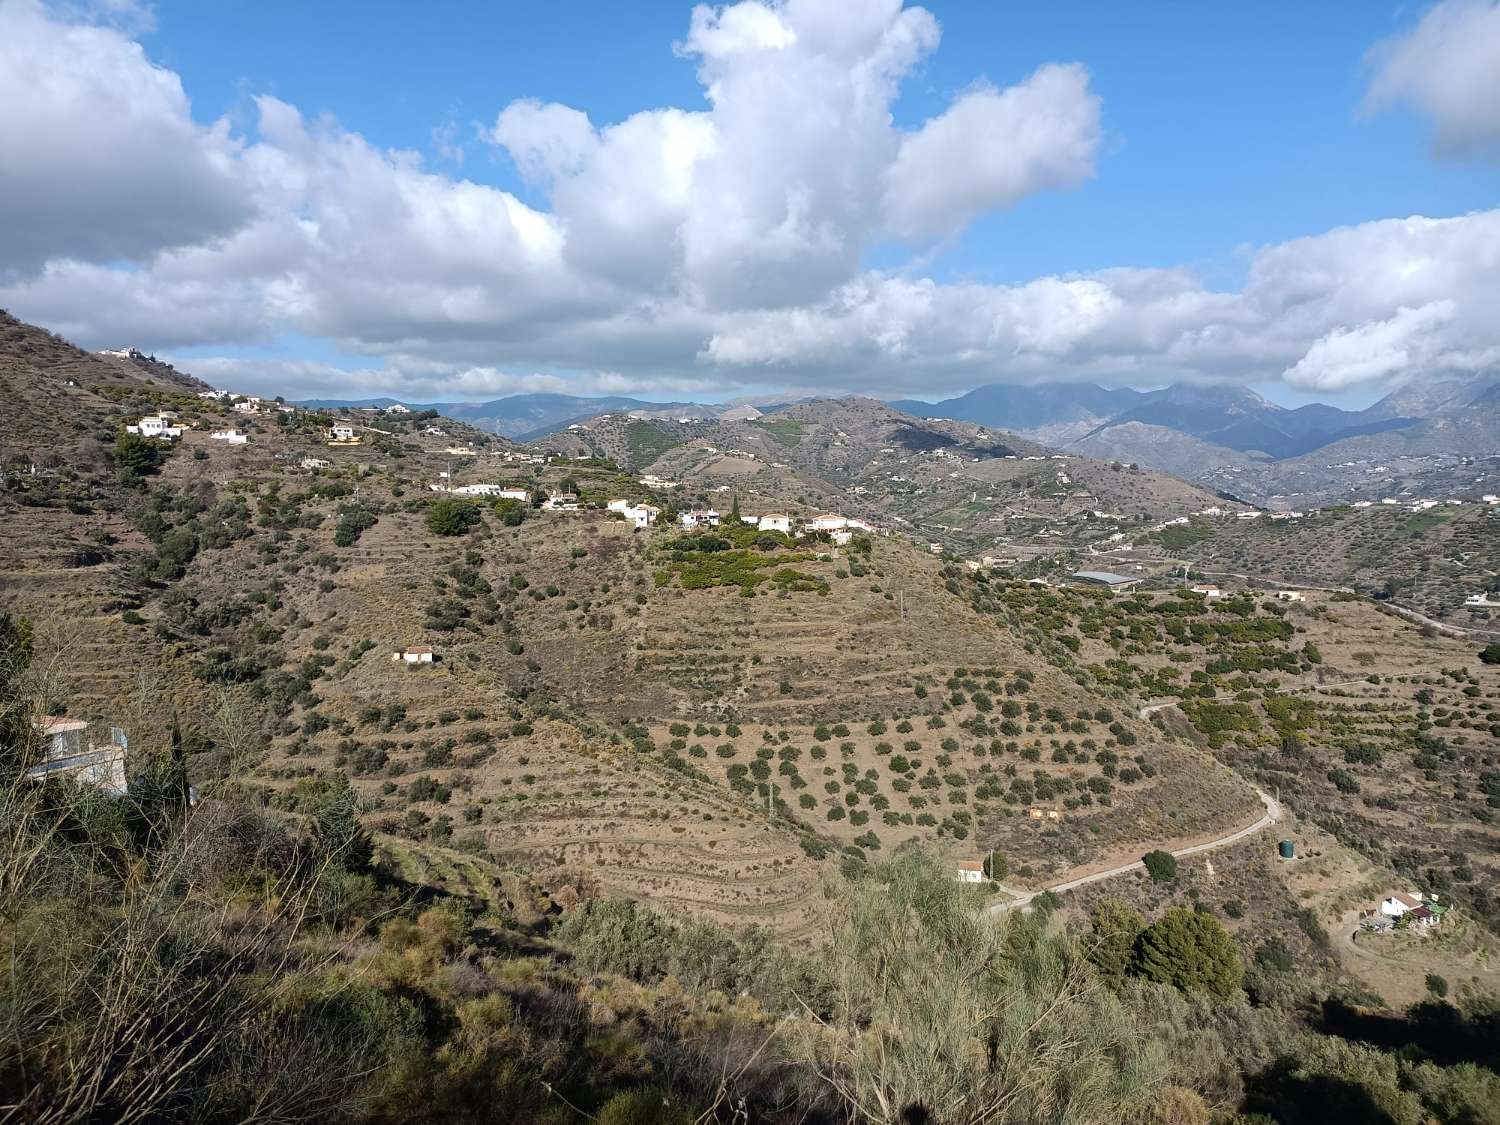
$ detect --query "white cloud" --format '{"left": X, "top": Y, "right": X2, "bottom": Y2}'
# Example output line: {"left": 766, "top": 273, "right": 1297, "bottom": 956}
{"left": 0, "top": 0, "right": 253, "bottom": 275}
{"left": 1283, "top": 302, "right": 1456, "bottom": 390}
{"left": 1365, "top": 0, "right": 1500, "bottom": 158}
{"left": 0, "top": 0, "right": 1495, "bottom": 405}
{"left": 883, "top": 65, "right": 1100, "bottom": 239}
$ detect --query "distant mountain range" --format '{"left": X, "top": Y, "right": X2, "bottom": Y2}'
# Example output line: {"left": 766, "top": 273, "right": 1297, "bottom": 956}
{"left": 287, "top": 371, "right": 1500, "bottom": 504}
{"left": 890, "top": 381, "right": 1431, "bottom": 461}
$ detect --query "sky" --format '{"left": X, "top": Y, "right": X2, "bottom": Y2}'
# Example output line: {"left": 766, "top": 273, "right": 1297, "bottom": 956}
{"left": 0, "top": 0, "right": 1497, "bottom": 408}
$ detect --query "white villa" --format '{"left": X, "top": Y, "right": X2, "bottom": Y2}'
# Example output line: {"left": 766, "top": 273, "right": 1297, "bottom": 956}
{"left": 679, "top": 508, "right": 720, "bottom": 528}
{"left": 805, "top": 514, "right": 848, "bottom": 533}
{"left": 26, "top": 718, "right": 128, "bottom": 796}
{"left": 233, "top": 397, "right": 263, "bottom": 414}
{"left": 328, "top": 424, "right": 359, "bottom": 444}
{"left": 756, "top": 513, "right": 791, "bottom": 534}
{"left": 126, "top": 415, "right": 184, "bottom": 440}
{"left": 210, "top": 429, "right": 249, "bottom": 444}
{"left": 1464, "top": 593, "right": 1500, "bottom": 608}
{"left": 385, "top": 403, "right": 412, "bottom": 414}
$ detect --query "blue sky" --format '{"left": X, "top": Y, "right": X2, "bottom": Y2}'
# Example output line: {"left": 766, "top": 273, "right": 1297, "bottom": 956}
{"left": 2, "top": 0, "right": 1497, "bottom": 407}
{"left": 147, "top": 1, "right": 1494, "bottom": 287}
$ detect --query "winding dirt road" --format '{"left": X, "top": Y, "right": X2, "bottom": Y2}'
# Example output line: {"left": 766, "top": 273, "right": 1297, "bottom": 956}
{"left": 987, "top": 784, "right": 1284, "bottom": 915}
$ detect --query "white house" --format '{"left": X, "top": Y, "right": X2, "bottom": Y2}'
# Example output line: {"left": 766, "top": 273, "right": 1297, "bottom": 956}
{"left": 126, "top": 415, "right": 184, "bottom": 439}
{"left": 679, "top": 508, "right": 720, "bottom": 528}
{"left": 393, "top": 647, "right": 435, "bottom": 664}
{"left": 1190, "top": 584, "right": 1224, "bottom": 599}
{"left": 328, "top": 424, "right": 358, "bottom": 443}
{"left": 607, "top": 499, "right": 632, "bottom": 512}
{"left": 623, "top": 503, "right": 660, "bottom": 529}
{"left": 497, "top": 487, "right": 529, "bottom": 502}
{"left": 805, "top": 514, "right": 848, "bottom": 533}
{"left": 1379, "top": 892, "right": 1423, "bottom": 918}
{"left": 210, "top": 429, "right": 249, "bottom": 444}
{"left": 1464, "top": 593, "right": 1500, "bottom": 608}
{"left": 384, "top": 403, "right": 412, "bottom": 414}
{"left": 26, "top": 718, "right": 128, "bottom": 796}
{"left": 1274, "top": 590, "right": 1307, "bottom": 603}
{"left": 955, "top": 860, "right": 986, "bottom": 883}
{"left": 756, "top": 513, "right": 791, "bottom": 534}
{"left": 233, "top": 397, "right": 263, "bottom": 414}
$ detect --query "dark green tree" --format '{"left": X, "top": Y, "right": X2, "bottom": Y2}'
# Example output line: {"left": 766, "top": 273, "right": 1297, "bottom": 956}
{"left": 1480, "top": 644, "right": 1500, "bottom": 666}
{"left": 1085, "top": 898, "right": 1146, "bottom": 986}
{"left": 113, "top": 432, "right": 166, "bottom": 481}
{"left": 1142, "top": 849, "right": 1178, "bottom": 883}
{"left": 982, "top": 849, "right": 1008, "bottom": 881}
{"left": 426, "top": 498, "right": 482, "bottom": 537}
{"left": 1131, "top": 907, "right": 1244, "bottom": 1000}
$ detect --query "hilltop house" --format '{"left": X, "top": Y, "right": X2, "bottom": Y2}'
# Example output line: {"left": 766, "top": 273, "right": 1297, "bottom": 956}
{"left": 756, "top": 513, "right": 791, "bottom": 534}
{"left": 126, "top": 415, "right": 184, "bottom": 440}
{"left": 955, "top": 860, "right": 986, "bottom": 883}
{"left": 393, "top": 647, "right": 435, "bottom": 664}
{"left": 385, "top": 403, "right": 412, "bottom": 414}
{"left": 26, "top": 718, "right": 128, "bottom": 796}
{"left": 209, "top": 429, "right": 249, "bottom": 444}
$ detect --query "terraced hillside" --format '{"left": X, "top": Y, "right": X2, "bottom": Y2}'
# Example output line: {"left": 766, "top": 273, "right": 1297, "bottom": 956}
{"left": 1129, "top": 504, "right": 1500, "bottom": 627}
{"left": 8, "top": 311, "right": 1491, "bottom": 958}
{"left": 975, "top": 577, "right": 1500, "bottom": 933}
{"left": 547, "top": 396, "right": 1243, "bottom": 553}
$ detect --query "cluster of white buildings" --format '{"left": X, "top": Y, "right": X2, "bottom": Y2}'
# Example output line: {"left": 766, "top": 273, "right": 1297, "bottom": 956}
{"left": 126, "top": 413, "right": 184, "bottom": 440}
{"left": 429, "top": 483, "right": 530, "bottom": 500}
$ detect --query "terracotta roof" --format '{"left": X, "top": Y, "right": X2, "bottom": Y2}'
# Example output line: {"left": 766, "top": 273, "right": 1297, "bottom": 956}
{"left": 404, "top": 647, "right": 433, "bottom": 655}
{"left": 956, "top": 860, "right": 985, "bottom": 872}
{"left": 1392, "top": 892, "right": 1422, "bottom": 909}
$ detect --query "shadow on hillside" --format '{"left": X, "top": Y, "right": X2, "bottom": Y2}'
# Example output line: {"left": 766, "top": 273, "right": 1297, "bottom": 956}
{"left": 1316, "top": 997, "right": 1500, "bottom": 1068}
{"left": 1243, "top": 1062, "right": 1408, "bottom": 1125}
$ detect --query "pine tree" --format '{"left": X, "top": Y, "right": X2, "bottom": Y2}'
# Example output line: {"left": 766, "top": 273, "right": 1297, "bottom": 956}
{"left": 1130, "top": 907, "right": 1244, "bottom": 1000}
{"left": 315, "top": 776, "right": 373, "bottom": 874}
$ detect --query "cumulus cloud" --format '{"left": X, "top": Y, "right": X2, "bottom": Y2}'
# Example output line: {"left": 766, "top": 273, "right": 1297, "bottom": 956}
{"left": 0, "top": 0, "right": 1495, "bottom": 403}
{"left": 701, "top": 211, "right": 1500, "bottom": 394}
{"left": 883, "top": 65, "right": 1100, "bottom": 238}
{"left": 1365, "top": 0, "right": 1500, "bottom": 158}
{"left": 0, "top": 0, "right": 253, "bottom": 275}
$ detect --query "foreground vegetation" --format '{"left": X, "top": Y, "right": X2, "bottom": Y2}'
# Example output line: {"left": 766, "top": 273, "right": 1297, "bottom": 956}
{"left": 4, "top": 613, "right": 1499, "bottom": 1123}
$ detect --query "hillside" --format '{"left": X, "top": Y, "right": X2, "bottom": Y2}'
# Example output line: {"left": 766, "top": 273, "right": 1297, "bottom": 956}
{"left": 6, "top": 311, "right": 1500, "bottom": 1122}
{"left": 542, "top": 396, "right": 1242, "bottom": 554}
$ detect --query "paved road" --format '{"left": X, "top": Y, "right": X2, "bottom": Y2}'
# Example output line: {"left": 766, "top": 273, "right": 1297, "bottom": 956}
{"left": 987, "top": 784, "right": 1284, "bottom": 916}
